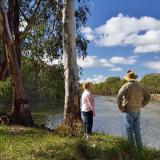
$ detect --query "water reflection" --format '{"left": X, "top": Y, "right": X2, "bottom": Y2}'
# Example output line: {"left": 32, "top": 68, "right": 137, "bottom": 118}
{"left": 31, "top": 102, "right": 63, "bottom": 125}
{"left": 45, "top": 114, "right": 63, "bottom": 129}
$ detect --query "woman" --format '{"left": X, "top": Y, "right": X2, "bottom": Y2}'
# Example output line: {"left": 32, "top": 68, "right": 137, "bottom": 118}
{"left": 81, "top": 82, "right": 95, "bottom": 140}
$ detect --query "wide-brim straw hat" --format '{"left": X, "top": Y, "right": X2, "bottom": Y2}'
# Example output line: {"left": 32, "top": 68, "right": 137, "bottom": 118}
{"left": 124, "top": 71, "right": 138, "bottom": 81}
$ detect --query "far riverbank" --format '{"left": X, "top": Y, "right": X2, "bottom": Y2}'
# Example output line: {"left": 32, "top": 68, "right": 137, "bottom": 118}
{"left": 151, "top": 94, "right": 160, "bottom": 101}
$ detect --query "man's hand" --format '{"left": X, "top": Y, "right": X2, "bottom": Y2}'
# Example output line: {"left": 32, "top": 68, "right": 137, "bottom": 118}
{"left": 119, "top": 105, "right": 126, "bottom": 112}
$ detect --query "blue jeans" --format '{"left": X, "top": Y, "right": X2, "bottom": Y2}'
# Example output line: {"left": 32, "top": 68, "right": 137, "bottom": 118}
{"left": 82, "top": 110, "right": 93, "bottom": 134}
{"left": 123, "top": 112, "right": 142, "bottom": 151}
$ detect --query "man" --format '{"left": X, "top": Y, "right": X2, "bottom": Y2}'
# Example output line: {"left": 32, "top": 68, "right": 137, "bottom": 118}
{"left": 117, "top": 70, "right": 151, "bottom": 152}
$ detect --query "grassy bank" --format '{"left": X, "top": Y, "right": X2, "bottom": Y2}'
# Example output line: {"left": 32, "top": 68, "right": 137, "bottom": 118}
{"left": 0, "top": 125, "right": 160, "bottom": 160}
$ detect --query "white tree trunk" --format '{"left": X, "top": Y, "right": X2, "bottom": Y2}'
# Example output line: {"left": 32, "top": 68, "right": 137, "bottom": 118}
{"left": 63, "top": 0, "right": 80, "bottom": 121}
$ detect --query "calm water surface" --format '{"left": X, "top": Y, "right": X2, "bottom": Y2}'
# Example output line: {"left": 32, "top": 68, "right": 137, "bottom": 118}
{"left": 32, "top": 96, "right": 160, "bottom": 149}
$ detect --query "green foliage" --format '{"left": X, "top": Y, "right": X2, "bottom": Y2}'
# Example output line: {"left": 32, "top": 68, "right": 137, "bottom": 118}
{"left": 0, "top": 78, "right": 12, "bottom": 104}
{"left": 21, "top": 57, "right": 64, "bottom": 102}
{"left": 36, "top": 64, "right": 64, "bottom": 101}
{"left": 0, "top": 56, "right": 64, "bottom": 105}
{"left": 104, "top": 77, "right": 123, "bottom": 95}
{"left": 140, "top": 74, "right": 160, "bottom": 94}
{"left": 20, "top": 0, "right": 89, "bottom": 62}
{"left": 92, "top": 77, "right": 124, "bottom": 96}
{"left": 21, "top": 57, "right": 39, "bottom": 98}
{"left": 75, "top": 0, "right": 90, "bottom": 58}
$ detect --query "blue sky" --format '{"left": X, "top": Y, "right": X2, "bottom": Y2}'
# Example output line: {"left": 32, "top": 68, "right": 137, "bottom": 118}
{"left": 78, "top": 0, "right": 160, "bottom": 83}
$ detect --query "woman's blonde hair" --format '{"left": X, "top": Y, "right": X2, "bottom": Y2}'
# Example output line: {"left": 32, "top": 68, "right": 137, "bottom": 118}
{"left": 83, "top": 82, "right": 92, "bottom": 89}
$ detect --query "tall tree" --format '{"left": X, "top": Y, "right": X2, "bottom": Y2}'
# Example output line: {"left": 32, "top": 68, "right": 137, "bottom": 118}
{"left": 63, "top": 0, "right": 80, "bottom": 121}
{"left": 0, "top": 1, "right": 33, "bottom": 125}
{"left": 0, "top": 0, "right": 89, "bottom": 125}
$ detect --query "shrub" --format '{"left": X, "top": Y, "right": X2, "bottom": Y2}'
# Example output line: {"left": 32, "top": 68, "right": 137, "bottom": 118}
{"left": 54, "top": 118, "right": 83, "bottom": 137}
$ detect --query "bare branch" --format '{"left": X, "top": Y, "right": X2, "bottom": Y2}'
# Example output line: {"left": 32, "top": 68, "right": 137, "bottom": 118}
{"left": 19, "top": 8, "right": 29, "bottom": 23}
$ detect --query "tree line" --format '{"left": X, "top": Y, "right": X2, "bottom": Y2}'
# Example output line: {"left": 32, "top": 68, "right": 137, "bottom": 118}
{"left": 1, "top": 59, "right": 160, "bottom": 108}
{"left": 87, "top": 74, "right": 160, "bottom": 96}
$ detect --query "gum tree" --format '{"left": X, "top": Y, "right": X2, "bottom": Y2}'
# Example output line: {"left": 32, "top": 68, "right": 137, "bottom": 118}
{"left": 63, "top": 0, "right": 80, "bottom": 122}
{"left": 0, "top": 1, "right": 33, "bottom": 125}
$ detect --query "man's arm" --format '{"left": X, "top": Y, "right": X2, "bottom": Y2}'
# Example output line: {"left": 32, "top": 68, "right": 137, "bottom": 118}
{"left": 117, "top": 84, "right": 128, "bottom": 112}
{"left": 142, "top": 88, "right": 151, "bottom": 107}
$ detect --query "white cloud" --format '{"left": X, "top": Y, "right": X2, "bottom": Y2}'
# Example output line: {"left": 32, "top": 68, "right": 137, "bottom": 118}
{"left": 81, "top": 27, "right": 94, "bottom": 41}
{"left": 80, "top": 74, "right": 107, "bottom": 84}
{"left": 110, "top": 67, "right": 122, "bottom": 72}
{"left": 82, "top": 13, "right": 160, "bottom": 53}
{"left": 49, "top": 59, "right": 63, "bottom": 65}
{"left": 44, "top": 54, "right": 137, "bottom": 74}
{"left": 77, "top": 56, "right": 113, "bottom": 68}
{"left": 77, "top": 55, "right": 137, "bottom": 69}
{"left": 19, "top": 20, "right": 28, "bottom": 32}
{"left": 110, "top": 56, "right": 138, "bottom": 65}
{"left": 134, "top": 44, "right": 160, "bottom": 53}
{"left": 43, "top": 54, "right": 63, "bottom": 65}
{"left": 144, "top": 61, "right": 160, "bottom": 71}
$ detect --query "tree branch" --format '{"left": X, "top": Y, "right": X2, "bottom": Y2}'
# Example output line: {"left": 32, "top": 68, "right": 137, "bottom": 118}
{"left": 19, "top": 8, "right": 29, "bottom": 23}
{"left": 21, "top": 0, "right": 42, "bottom": 33}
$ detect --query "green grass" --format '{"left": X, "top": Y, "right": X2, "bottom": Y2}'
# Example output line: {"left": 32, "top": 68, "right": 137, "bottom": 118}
{"left": 0, "top": 125, "right": 160, "bottom": 160}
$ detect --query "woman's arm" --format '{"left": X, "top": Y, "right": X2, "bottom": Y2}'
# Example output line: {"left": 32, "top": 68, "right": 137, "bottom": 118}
{"left": 87, "top": 93, "right": 95, "bottom": 116}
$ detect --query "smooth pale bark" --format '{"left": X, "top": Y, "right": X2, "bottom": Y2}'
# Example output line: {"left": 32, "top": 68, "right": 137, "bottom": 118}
{"left": 63, "top": 0, "right": 81, "bottom": 121}
{"left": 0, "top": 4, "right": 33, "bottom": 126}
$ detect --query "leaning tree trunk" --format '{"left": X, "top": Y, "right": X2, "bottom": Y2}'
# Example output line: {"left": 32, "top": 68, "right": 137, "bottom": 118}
{"left": 8, "top": 0, "right": 21, "bottom": 66}
{"left": 8, "top": 0, "right": 28, "bottom": 125}
{"left": 0, "top": 4, "right": 33, "bottom": 126}
{"left": 63, "top": 0, "right": 81, "bottom": 122}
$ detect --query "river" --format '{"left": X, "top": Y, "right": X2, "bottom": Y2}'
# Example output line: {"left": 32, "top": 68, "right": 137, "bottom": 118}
{"left": 31, "top": 96, "right": 160, "bottom": 149}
